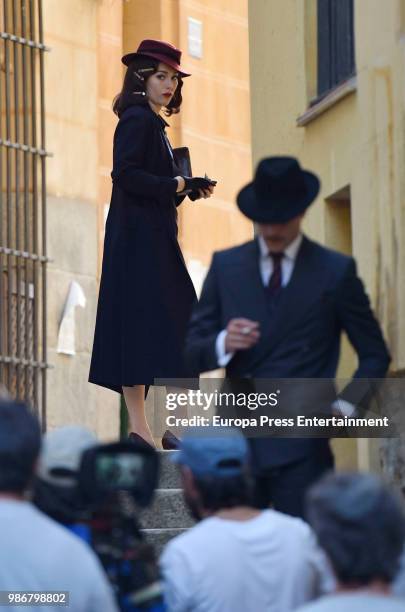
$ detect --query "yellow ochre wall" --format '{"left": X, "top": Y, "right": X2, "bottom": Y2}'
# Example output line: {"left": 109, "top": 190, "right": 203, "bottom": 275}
{"left": 248, "top": 0, "right": 405, "bottom": 470}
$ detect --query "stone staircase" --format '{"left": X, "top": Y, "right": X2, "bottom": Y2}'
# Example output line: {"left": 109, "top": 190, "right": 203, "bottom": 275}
{"left": 141, "top": 450, "right": 194, "bottom": 554}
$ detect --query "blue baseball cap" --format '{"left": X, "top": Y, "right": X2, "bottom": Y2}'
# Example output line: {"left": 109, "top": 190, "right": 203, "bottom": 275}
{"left": 172, "top": 427, "right": 249, "bottom": 477}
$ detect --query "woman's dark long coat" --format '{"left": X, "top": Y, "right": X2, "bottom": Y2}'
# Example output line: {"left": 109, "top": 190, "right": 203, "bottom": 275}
{"left": 89, "top": 103, "right": 197, "bottom": 392}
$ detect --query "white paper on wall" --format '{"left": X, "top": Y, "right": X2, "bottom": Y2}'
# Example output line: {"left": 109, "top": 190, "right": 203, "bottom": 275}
{"left": 57, "top": 281, "right": 86, "bottom": 356}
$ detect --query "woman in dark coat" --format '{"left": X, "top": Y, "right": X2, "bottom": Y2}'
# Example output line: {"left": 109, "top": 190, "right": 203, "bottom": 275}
{"left": 89, "top": 40, "right": 215, "bottom": 447}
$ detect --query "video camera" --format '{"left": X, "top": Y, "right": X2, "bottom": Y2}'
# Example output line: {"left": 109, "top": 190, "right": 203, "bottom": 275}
{"left": 79, "top": 440, "right": 158, "bottom": 506}
{"left": 34, "top": 440, "right": 165, "bottom": 612}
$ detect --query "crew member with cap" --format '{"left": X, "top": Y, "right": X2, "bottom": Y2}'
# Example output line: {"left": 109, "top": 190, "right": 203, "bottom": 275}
{"left": 185, "top": 156, "right": 391, "bottom": 517}
{"left": 160, "top": 426, "right": 334, "bottom": 612}
{"left": 33, "top": 425, "right": 98, "bottom": 530}
{"left": 89, "top": 40, "right": 216, "bottom": 449}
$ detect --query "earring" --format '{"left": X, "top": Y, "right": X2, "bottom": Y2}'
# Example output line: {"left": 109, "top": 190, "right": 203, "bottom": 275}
{"left": 132, "top": 91, "right": 146, "bottom": 96}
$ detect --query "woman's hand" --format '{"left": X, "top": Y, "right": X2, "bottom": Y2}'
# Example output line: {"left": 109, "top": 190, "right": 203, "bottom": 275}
{"left": 188, "top": 185, "right": 215, "bottom": 201}
{"left": 175, "top": 176, "right": 186, "bottom": 192}
{"left": 198, "top": 184, "right": 215, "bottom": 199}
{"left": 175, "top": 176, "right": 216, "bottom": 199}
{"left": 188, "top": 178, "right": 216, "bottom": 201}
{"left": 181, "top": 176, "right": 216, "bottom": 192}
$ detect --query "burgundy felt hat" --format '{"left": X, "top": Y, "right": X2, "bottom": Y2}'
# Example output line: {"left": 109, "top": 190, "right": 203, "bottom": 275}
{"left": 121, "top": 39, "right": 191, "bottom": 77}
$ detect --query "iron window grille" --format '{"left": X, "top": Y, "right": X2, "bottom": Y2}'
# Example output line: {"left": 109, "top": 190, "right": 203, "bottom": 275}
{"left": 0, "top": 0, "right": 51, "bottom": 427}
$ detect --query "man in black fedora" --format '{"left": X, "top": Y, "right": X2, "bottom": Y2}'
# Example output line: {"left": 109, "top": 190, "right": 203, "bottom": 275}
{"left": 185, "top": 156, "right": 391, "bottom": 517}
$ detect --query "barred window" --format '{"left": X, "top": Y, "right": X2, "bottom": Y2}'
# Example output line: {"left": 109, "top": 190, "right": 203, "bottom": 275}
{"left": 317, "top": 0, "right": 356, "bottom": 97}
{"left": 0, "top": 0, "right": 50, "bottom": 425}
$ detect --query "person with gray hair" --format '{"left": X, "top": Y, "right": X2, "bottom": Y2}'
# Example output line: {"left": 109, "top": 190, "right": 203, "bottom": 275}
{"left": 298, "top": 472, "right": 405, "bottom": 611}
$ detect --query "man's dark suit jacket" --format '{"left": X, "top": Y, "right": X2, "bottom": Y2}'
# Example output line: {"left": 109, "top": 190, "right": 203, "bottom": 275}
{"left": 185, "top": 236, "right": 391, "bottom": 470}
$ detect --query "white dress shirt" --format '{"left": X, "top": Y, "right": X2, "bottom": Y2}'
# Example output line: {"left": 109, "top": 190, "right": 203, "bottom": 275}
{"left": 256, "top": 232, "right": 303, "bottom": 286}
{"left": 215, "top": 233, "right": 303, "bottom": 367}
{"left": 214, "top": 233, "right": 355, "bottom": 416}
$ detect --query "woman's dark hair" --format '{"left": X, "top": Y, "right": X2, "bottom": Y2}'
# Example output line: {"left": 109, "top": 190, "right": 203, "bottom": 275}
{"left": 193, "top": 472, "right": 253, "bottom": 512}
{"left": 306, "top": 472, "right": 405, "bottom": 586}
{"left": 113, "top": 56, "right": 183, "bottom": 118}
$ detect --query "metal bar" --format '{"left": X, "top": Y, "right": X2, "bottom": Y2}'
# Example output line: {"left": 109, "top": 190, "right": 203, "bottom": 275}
{"left": 21, "top": 0, "right": 30, "bottom": 402}
{"left": 0, "top": 246, "right": 51, "bottom": 262}
{"left": 12, "top": 0, "right": 22, "bottom": 398}
{"left": 0, "top": 354, "right": 50, "bottom": 368}
{"left": 0, "top": 13, "right": 3, "bottom": 386}
{"left": 0, "top": 31, "right": 51, "bottom": 52}
{"left": 29, "top": 0, "right": 39, "bottom": 413}
{"left": 0, "top": 0, "right": 49, "bottom": 415}
{"left": 0, "top": 139, "right": 52, "bottom": 156}
{"left": 4, "top": 0, "right": 13, "bottom": 393}
{"left": 38, "top": 0, "right": 47, "bottom": 428}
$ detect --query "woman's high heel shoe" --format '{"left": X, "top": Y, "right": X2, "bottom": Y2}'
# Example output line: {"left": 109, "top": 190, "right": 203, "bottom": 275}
{"left": 128, "top": 432, "right": 155, "bottom": 450}
{"left": 162, "top": 429, "right": 180, "bottom": 450}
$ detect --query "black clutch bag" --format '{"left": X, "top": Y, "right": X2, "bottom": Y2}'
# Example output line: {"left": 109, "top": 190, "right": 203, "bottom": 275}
{"left": 173, "top": 147, "right": 193, "bottom": 195}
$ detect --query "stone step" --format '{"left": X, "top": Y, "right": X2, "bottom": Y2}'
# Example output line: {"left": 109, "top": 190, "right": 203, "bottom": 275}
{"left": 141, "top": 488, "right": 195, "bottom": 530}
{"left": 142, "top": 528, "right": 187, "bottom": 555}
{"left": 158, "top": 450, "right": 181, "bottom": 489}
{"left": 139, "top": 451, "right": 191, "bottom": 552}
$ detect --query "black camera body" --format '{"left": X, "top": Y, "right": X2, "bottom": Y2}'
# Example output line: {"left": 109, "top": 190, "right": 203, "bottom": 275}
{"left": 79, "top": 440, "right": 159, "bottom": 507}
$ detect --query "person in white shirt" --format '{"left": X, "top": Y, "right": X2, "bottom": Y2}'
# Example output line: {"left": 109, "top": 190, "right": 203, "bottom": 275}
{"left": 160, "top": 426, "right": 333, "bottom": 612}
{"left": 0, "top": 400, "right": 118, "bottom": 612}
{"left": 298, "top": 472, "right": 405, "bottom": 612}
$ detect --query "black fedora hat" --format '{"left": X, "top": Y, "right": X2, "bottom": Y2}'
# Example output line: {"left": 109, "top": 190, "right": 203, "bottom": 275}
{"left": 237, "top": 157, "right": 320, "bottom": 223}
{"left": 122, "top": 39, "right": 191, "bottom": 78}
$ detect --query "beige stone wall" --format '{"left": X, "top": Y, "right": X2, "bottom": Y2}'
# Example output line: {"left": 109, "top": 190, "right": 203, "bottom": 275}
{"left": 248, "top": 0, "right": 405, "bottom": 470}
{"left": 43, "top": 0, "right": 121, "bottom": 438}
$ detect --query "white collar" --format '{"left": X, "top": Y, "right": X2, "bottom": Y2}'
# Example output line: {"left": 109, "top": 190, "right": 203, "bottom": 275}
{"left": 257, "top": 232, "right": 303, "bottom": 260}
